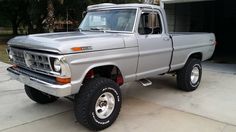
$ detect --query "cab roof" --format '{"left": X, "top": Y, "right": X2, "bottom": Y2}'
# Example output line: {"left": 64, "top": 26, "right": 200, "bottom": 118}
{"left": 87, "top": 3, "right": 161, "bottom": 11}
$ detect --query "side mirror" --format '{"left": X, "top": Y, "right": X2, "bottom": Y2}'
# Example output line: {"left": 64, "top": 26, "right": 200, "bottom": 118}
{"left": 82, "top": 11, "right": 87, "bottom": 18}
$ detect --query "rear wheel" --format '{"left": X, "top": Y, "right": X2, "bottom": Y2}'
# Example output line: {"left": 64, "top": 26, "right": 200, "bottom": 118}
{"left": 74, "top": 77, "right": 121, "bottom": 131}
{"left": 177, "top": 58, "right": 202, "bottom": 92}
{"left": 25, "top": 85, "right": 58, "bottom": 104}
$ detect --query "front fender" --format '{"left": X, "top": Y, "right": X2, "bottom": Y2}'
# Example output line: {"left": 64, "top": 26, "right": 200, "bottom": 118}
{"left": 64, "top": 48, "right": 138, "bottom": 94}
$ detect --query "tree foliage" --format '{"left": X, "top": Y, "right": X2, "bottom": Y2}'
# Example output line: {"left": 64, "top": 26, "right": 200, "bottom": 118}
{"left": 0, "top": 0, "right": 140, "bottom": 35}
{"left": 0, "top": 0, "right": 29, "bottom": 35}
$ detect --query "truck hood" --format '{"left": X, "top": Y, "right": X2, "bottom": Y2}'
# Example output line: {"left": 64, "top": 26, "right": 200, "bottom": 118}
{"left": 8, "top": 32, "right": 126, "bottom": 54}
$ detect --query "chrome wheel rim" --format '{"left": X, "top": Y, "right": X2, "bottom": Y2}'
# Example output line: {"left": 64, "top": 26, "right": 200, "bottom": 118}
{"left": 95, "top": 91, "right": 115, "bottom": 119}
{"left": 191, "top": 66, "right": 200, "bottom": 84}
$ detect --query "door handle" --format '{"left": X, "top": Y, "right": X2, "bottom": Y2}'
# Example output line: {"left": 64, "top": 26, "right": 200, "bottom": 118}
{"left": 163, "top": 37, "right": 170, "bottom": 41}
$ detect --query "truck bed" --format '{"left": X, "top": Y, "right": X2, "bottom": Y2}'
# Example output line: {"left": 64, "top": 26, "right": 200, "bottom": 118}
{"left": 169, "top": 32, "right": 215, "bottom": 71}
{"left": 170, "top": 32, "right": 211, "bottom": 36}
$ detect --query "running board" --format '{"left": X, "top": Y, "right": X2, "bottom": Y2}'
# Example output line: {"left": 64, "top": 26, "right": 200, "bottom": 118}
{"left": 139, "top": 79, "right": 152, "bottom": 87}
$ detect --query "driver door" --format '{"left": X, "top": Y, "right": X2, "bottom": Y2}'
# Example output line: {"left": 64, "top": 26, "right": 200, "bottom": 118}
{"left": 136, "top": 10, "right": 172, "bottom": 79}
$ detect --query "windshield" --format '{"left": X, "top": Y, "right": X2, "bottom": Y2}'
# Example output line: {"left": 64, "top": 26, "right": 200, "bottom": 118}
{"left": 79, "top": 9, "right": 137, "bottom": 32}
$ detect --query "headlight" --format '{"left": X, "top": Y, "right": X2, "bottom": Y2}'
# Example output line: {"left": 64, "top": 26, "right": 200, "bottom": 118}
{"left": 54, "top": 59, "right": 62, "bottom": 72}
{"left": 51, "top": 57, "right": 71, "bottom": 78}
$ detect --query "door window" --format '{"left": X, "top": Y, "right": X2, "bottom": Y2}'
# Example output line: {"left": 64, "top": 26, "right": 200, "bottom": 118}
{"left": 138, "top": 11, "right": 162, "bottom": 35}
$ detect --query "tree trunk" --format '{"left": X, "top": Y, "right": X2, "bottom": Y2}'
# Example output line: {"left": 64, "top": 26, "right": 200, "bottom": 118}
{"left": 27, "top": 23, "right": 34, "bottom": 34}
{"left": 46, "top": 0, "right": 55, "bottom": 33}
{"left": 12, "top": 22, "right": 18, "bottom": 35}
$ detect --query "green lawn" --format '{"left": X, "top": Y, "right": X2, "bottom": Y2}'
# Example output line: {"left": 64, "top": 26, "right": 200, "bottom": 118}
{"left": 0, "top": 43, "right": 9, "bottom": 63}
{"left": 0, "top": 33, "right": 14, "bottom": 64}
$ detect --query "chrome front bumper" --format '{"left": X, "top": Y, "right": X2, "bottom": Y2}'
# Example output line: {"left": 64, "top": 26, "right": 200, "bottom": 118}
{"left": 7, "top": 67, "right": 72, "bottom": 97}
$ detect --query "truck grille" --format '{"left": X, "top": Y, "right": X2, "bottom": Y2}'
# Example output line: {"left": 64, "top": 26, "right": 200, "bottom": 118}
{"left": 11, "top": 48, "right": 27, "bottom": 67}
{"left": 11, "top": 48, "right": 52, "bottom": 72}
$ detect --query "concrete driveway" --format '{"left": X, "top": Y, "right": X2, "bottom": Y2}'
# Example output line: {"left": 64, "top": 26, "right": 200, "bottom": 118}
{"left": 0, "top": 61, "right": 236, "bottom": 132}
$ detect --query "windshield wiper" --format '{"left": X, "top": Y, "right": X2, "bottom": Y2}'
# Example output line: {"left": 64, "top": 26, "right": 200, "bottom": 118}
{"left": 78, "top": 27, "right": 105, "bottom": 32}
{"left": 90, "top": 27, "right": 106, "bottom": 31}
{"left": 78, "top": 28, "right": 90, "bottom": 32}
{"left": 79, "top": 27, "right": 124, "bottom": 33}
{"left": 90, "top": 28, "right": 125, "bottom": 33}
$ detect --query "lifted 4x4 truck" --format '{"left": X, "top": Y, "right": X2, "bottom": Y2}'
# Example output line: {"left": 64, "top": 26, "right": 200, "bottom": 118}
{"left": 7, "top": 3, "right": 215, "bottom": 131}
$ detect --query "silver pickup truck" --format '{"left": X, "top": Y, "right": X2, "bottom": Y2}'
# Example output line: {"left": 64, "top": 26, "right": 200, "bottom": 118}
{"left": 7, "top": 3, "right": 215, "bottom": 130}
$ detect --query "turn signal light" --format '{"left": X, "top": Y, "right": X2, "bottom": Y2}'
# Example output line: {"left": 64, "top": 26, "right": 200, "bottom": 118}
{"left": 56, "top": 77, "right": 71, "bottom": 84}
{"left": 71, "top": 47, "right": 83, "bottom": 51}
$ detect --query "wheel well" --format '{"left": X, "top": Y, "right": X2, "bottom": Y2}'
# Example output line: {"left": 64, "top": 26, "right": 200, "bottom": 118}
{"left": 83, "top": 65, "right": 124, "bottom": 86}
{"left": 189, "top": 52, "right": 202, "bottom": 60}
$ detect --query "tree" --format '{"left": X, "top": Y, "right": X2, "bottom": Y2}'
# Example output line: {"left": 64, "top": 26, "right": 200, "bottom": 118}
{"left": 0, "top": 0, "right": 53, "bottom": 34}
{"left": 0, "top": 0, "right": 29, "bottom": 35}
{"left": 24, "top": 0, "right": 48, "bottom": 34}
{"left": 43, "top": 0, "right": 55, "bottom": 32}
{"left": 0, "top": 0, "right": 141, "bottom": 35}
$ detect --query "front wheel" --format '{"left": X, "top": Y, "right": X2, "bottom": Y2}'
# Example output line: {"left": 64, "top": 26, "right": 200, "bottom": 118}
{"left": 177, "top": 58, "right": 202, "bottom": 92}
{"left": 74, "top": 77, "right": 122, "bottom": 131}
